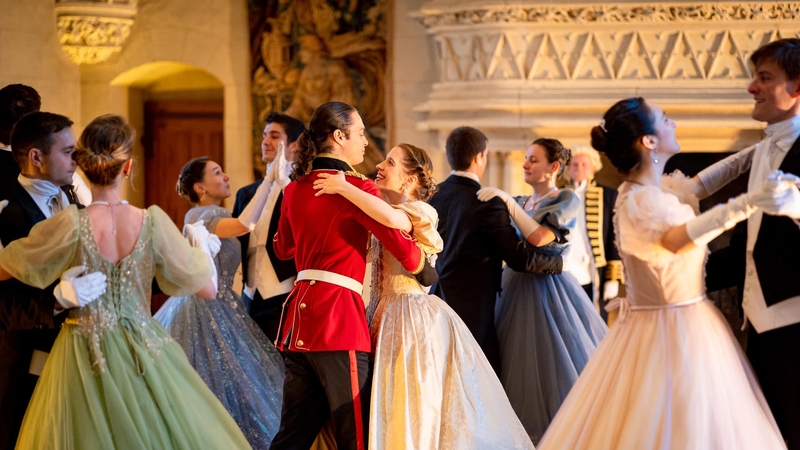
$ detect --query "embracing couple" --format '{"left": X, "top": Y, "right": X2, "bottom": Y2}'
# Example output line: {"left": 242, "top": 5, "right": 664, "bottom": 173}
{"left": 266, "top": 101, "right": 542, "bottom": 450}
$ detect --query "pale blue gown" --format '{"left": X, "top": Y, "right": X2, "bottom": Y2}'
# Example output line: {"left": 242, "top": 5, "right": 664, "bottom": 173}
{"left": 496, "top": 190, "right": 608, "bottom": 443}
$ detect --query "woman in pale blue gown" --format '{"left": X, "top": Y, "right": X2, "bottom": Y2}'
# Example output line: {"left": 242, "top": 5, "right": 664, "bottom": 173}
{"left": 478, "top": 138, "right": 608, "bottom": 443}
{"left": 154, "top": 156, "right": 284, "bottom": 449}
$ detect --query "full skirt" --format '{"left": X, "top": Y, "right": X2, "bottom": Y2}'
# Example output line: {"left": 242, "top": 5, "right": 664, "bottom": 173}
{"left": 496, "top": 269, "right": 608, "bottom": 442}
{"left": 154, "top": 294, "right": 284, "bottom": 449}
{"left": 15, "top": 321, "right": 252, "bottom": 450}
{"left": 537, "top": 300, "right": 786, "bottom": 450}
{"left": 369, "top": 290, "right": 534, "bottom": 450}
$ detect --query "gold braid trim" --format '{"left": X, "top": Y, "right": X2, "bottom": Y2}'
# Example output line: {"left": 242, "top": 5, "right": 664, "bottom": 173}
{"left": 605, "top": 260, "right": 624, "bottom": 284}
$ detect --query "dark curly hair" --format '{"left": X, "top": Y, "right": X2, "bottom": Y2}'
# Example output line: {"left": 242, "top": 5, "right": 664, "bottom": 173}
{"left": 395, "top": 143, "right": 438, "bottom": 202}
{"left": 590, "top": 97, "right": 655, "bottom": 173}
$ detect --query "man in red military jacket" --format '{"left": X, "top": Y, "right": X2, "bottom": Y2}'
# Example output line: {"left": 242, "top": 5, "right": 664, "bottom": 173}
{"left": 269, "top": 102, "right": 435, "bottom": 450}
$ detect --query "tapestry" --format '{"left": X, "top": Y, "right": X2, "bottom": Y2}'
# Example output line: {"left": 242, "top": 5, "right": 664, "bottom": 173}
{"left": 249, "top": 0, "right": 388, "bottom": 176}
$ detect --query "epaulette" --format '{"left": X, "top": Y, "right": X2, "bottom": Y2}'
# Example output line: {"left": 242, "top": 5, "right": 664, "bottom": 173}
{"left": 344, "top": 170, "right": 367, "bottom": 180}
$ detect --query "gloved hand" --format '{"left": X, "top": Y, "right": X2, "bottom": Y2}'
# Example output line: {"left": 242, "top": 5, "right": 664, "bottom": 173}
{"left": 0, "top": 199, "right": 8, "bottom": 214}
{"left": 273, "top": 141, "right": 291, "bottom": 190}
{"left": 477, "top": 187, "right": 541, "bottom": 239}
{"left": 685, "top": 192, "right": 757, "bottom": 247}
{"left": 697, "top": 148, "right": 754, "bottom": 197}
{"left": 183, "top": 220, "right": 220, "bottom": 293}
{"left": 750, "top": 170, "right": 800, "bottom": 219}
{"left": 603, "top": 280, "right": 619, "bottom": 300}
{"left": 237, "top": 170, "right": 276, "bottom": 230}
{"left": 53, "top": 265, "right": 107, "bottom": 309}
{"left": 183, "top": 220, "right": 221, "bottom": 258}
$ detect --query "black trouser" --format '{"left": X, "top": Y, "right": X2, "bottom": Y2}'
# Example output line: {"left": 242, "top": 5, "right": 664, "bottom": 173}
{"left": 0, "top": 329, "right": 59, "bottom": 450}
{"left": 269, "top": 349, "right": 371, "bottom": 450}
{"left": 748, "top": 322, "right": 800, "bottom": 449}
{"left": 247, "top": 291, "right": 288, "bottom": 343}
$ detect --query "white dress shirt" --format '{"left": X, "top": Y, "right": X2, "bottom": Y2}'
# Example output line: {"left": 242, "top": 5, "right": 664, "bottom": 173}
{"left": 451, "top": 170, "right": 480, "bottom": 184}
{"left": 743, "top": 114, "right": 800, "bottom": 333}
{"left": 567, "top": 180, "right": 594, "bottom": 286}
{"left": 244, "top": 162, "right": 295, "bottom": 300}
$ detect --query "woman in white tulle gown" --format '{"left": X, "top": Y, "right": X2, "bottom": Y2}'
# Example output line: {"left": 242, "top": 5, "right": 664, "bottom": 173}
{"left": 313, "top": 143, "right": 534, "bottom": 450}
{"left": 538, "top": 98, "right": 786, "bottom": 449}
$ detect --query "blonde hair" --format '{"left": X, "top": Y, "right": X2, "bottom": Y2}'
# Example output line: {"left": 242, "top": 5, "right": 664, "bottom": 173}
{"left": 73, "top": 114, "right": 135, "bottom": 186}
{"left": 569, "top": 143, "right": 603, "bottom": 173}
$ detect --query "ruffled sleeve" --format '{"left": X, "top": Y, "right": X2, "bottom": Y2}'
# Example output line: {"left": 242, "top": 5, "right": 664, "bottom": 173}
{"left": 394, "top": 201, "right": 444, "bottom": 255}
{"left": 149, "top": 205, "right": 215, "bottom": 296}
{"left": 660, "top": 170, "right": 700, "bottom": 215}
{"left": 0, "top": 206, "right": 79, "bottom": 289}
{"left": 616, "top": 185, "right": 696, "bottom": 267}
{"left": 533, "top": 190, "right": 581, "bottom": 244}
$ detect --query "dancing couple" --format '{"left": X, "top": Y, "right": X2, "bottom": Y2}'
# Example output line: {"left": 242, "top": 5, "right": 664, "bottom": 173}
{"left": 268, "top": 101, "right": 535, "bottom": 449}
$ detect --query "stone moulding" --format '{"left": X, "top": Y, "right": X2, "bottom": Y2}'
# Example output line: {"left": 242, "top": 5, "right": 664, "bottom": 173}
{"left": 55, "top": 1, "right": 138, "bottom": 65}
{"left": 415, "top": 3, "right": 800, "bottom": 29}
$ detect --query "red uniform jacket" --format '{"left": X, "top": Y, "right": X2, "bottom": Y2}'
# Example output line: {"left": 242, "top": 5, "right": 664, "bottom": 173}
{"left": 273, "top": 154, "right": 425, "bottom": 352}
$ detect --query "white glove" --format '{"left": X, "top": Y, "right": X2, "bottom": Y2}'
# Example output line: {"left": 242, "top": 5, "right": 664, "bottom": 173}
{"left": 477, "top": 187, "right": 541, "bottom": 239}
{"left": 697, "top": 148, "right": 755, "bottom": 196}
{"left": 273, "top": 141, "right": 291, "bottom": 190}
{"left": 0, "top": 199, "right": 8, "bottom": 214}
{"left": 182, "top": 220, "right": 219, "bottom": 293}
{"left": 750, "top": 170, "right": 800, "bottom": 219}
{"left": 685, "top": 192, "right": 757, "bottom": 247}
{"left": 603, "top": 280, "right": 619, "bottom": 301}
{"left": 237, "top": 174, "right": 275, "bottom": 230}
{"left": 53, "top": 265, "right": 107, "bottom": 309}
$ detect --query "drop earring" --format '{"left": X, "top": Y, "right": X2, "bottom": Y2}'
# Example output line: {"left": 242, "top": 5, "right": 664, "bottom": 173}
{"left": 652, "top": 148, "right": 659, "bottom": 164}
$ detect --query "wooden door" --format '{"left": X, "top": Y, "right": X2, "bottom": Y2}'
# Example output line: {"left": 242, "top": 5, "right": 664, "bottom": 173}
{"left": 144, "top": 100, "right": 224, "bottom": 228}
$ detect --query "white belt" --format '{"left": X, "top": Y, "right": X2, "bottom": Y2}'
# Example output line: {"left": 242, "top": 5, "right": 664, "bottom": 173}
{"left": 606, "top": 295, "right": 706, "bottom": 322}
{"left": 296, "top": 269, "right": 363, "bottom": 294}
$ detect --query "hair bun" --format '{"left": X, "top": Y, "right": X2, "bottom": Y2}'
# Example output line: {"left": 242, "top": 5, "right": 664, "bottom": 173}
{"left": 590, "top": 126, "right": 608, "bottom": 154}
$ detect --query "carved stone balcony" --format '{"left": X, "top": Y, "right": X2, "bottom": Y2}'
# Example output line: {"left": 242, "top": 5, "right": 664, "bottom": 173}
{"left": 55, "top": 0, "right": 138, "bottom": 65}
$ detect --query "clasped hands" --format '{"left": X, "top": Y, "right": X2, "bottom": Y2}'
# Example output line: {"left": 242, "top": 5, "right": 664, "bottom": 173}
{"left": 750, "top": 170, "right": 800, "bottom": 219}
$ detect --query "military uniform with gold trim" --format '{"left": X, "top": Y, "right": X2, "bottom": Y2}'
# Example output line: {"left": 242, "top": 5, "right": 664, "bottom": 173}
{"left": 269, "top": 153, "right": 434, "bottom": 450}
{"left": 571, "top": 180, "right": 624, "bottom": 323}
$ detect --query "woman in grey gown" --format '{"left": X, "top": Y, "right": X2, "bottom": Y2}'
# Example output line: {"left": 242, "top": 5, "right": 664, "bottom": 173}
{"left": 477, "top": 138, "right": 608, "bottom": 443}
{"left": 154, "top": 156, "right": 284, "bottom": 449}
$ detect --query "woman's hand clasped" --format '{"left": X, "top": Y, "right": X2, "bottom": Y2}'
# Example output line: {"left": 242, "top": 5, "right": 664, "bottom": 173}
{"left": 313, "top": 171, "right": 348, "bottom": 197}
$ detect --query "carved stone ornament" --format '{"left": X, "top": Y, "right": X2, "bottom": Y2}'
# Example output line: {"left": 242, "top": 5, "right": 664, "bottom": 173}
{"left": 412, "top": 1, "right": 800, "bottom": 154}
{"left": 55, "top": 0, "right": 137, "bottom": 65}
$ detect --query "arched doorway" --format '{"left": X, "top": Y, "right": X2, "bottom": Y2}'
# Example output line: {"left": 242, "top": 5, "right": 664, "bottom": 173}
{"left": 110, "top": 62, "right": 225, "bottom": 227}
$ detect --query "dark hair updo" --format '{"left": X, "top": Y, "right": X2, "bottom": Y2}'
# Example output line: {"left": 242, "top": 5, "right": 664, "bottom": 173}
{"left": 176, "top": 156, "right": 209, "bottom": 203}
{"left": 590, "top": 97, "right": 655, "bottom": 173}
{"left": 73, "top": 114, "right": 135, "bottom": 186}
{"left": 531, "top": 137, "right": 571, "bottom": 177}
{"left": 395, "top": 143, "right": 438, "bottom": 202}
{"left": 291, "top": 101, "right": 356, "bottom": 181}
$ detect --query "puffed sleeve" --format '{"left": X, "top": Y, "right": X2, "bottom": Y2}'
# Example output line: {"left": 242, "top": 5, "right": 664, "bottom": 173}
{"left": 393, "top": 201, "right": 444, "bottom": 255}
{"left": 0, "top": 206, "right": 79, "bottom": 289}
{"left": 616, "top": 186, "right": 696, "bottom": 267}
{"left": 660, "top": 170, "right": 700, "bottom": 215}
{"left": 149, "top": 205, "right": 214, "bottom": 296}
{"left": 533, "top": 190, "right": 581, "bottom": 244}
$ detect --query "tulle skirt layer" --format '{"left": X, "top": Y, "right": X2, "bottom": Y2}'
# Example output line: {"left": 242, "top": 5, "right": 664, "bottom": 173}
{"left": 538, "top": 300, "right": 785, "bottom": 450}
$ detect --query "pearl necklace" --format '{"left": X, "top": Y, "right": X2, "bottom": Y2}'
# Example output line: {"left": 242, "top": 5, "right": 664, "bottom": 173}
{"left": 89, "top": 200, "right": 129, "bottom": 234}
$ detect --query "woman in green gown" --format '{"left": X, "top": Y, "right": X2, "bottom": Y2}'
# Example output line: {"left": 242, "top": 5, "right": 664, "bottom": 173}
{"left": 0, "top": 115, "right": 251, "bottom": 449}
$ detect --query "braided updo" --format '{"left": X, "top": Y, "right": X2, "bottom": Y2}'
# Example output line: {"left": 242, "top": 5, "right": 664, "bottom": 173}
{"left": 396, "top": 143, "right": 438, "bottom": 202}
{"left": 590, "top": 97, "right": 654, "bottom": 173}
{"left": 73, "top": 114, "right": 135, "bottom": 186}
